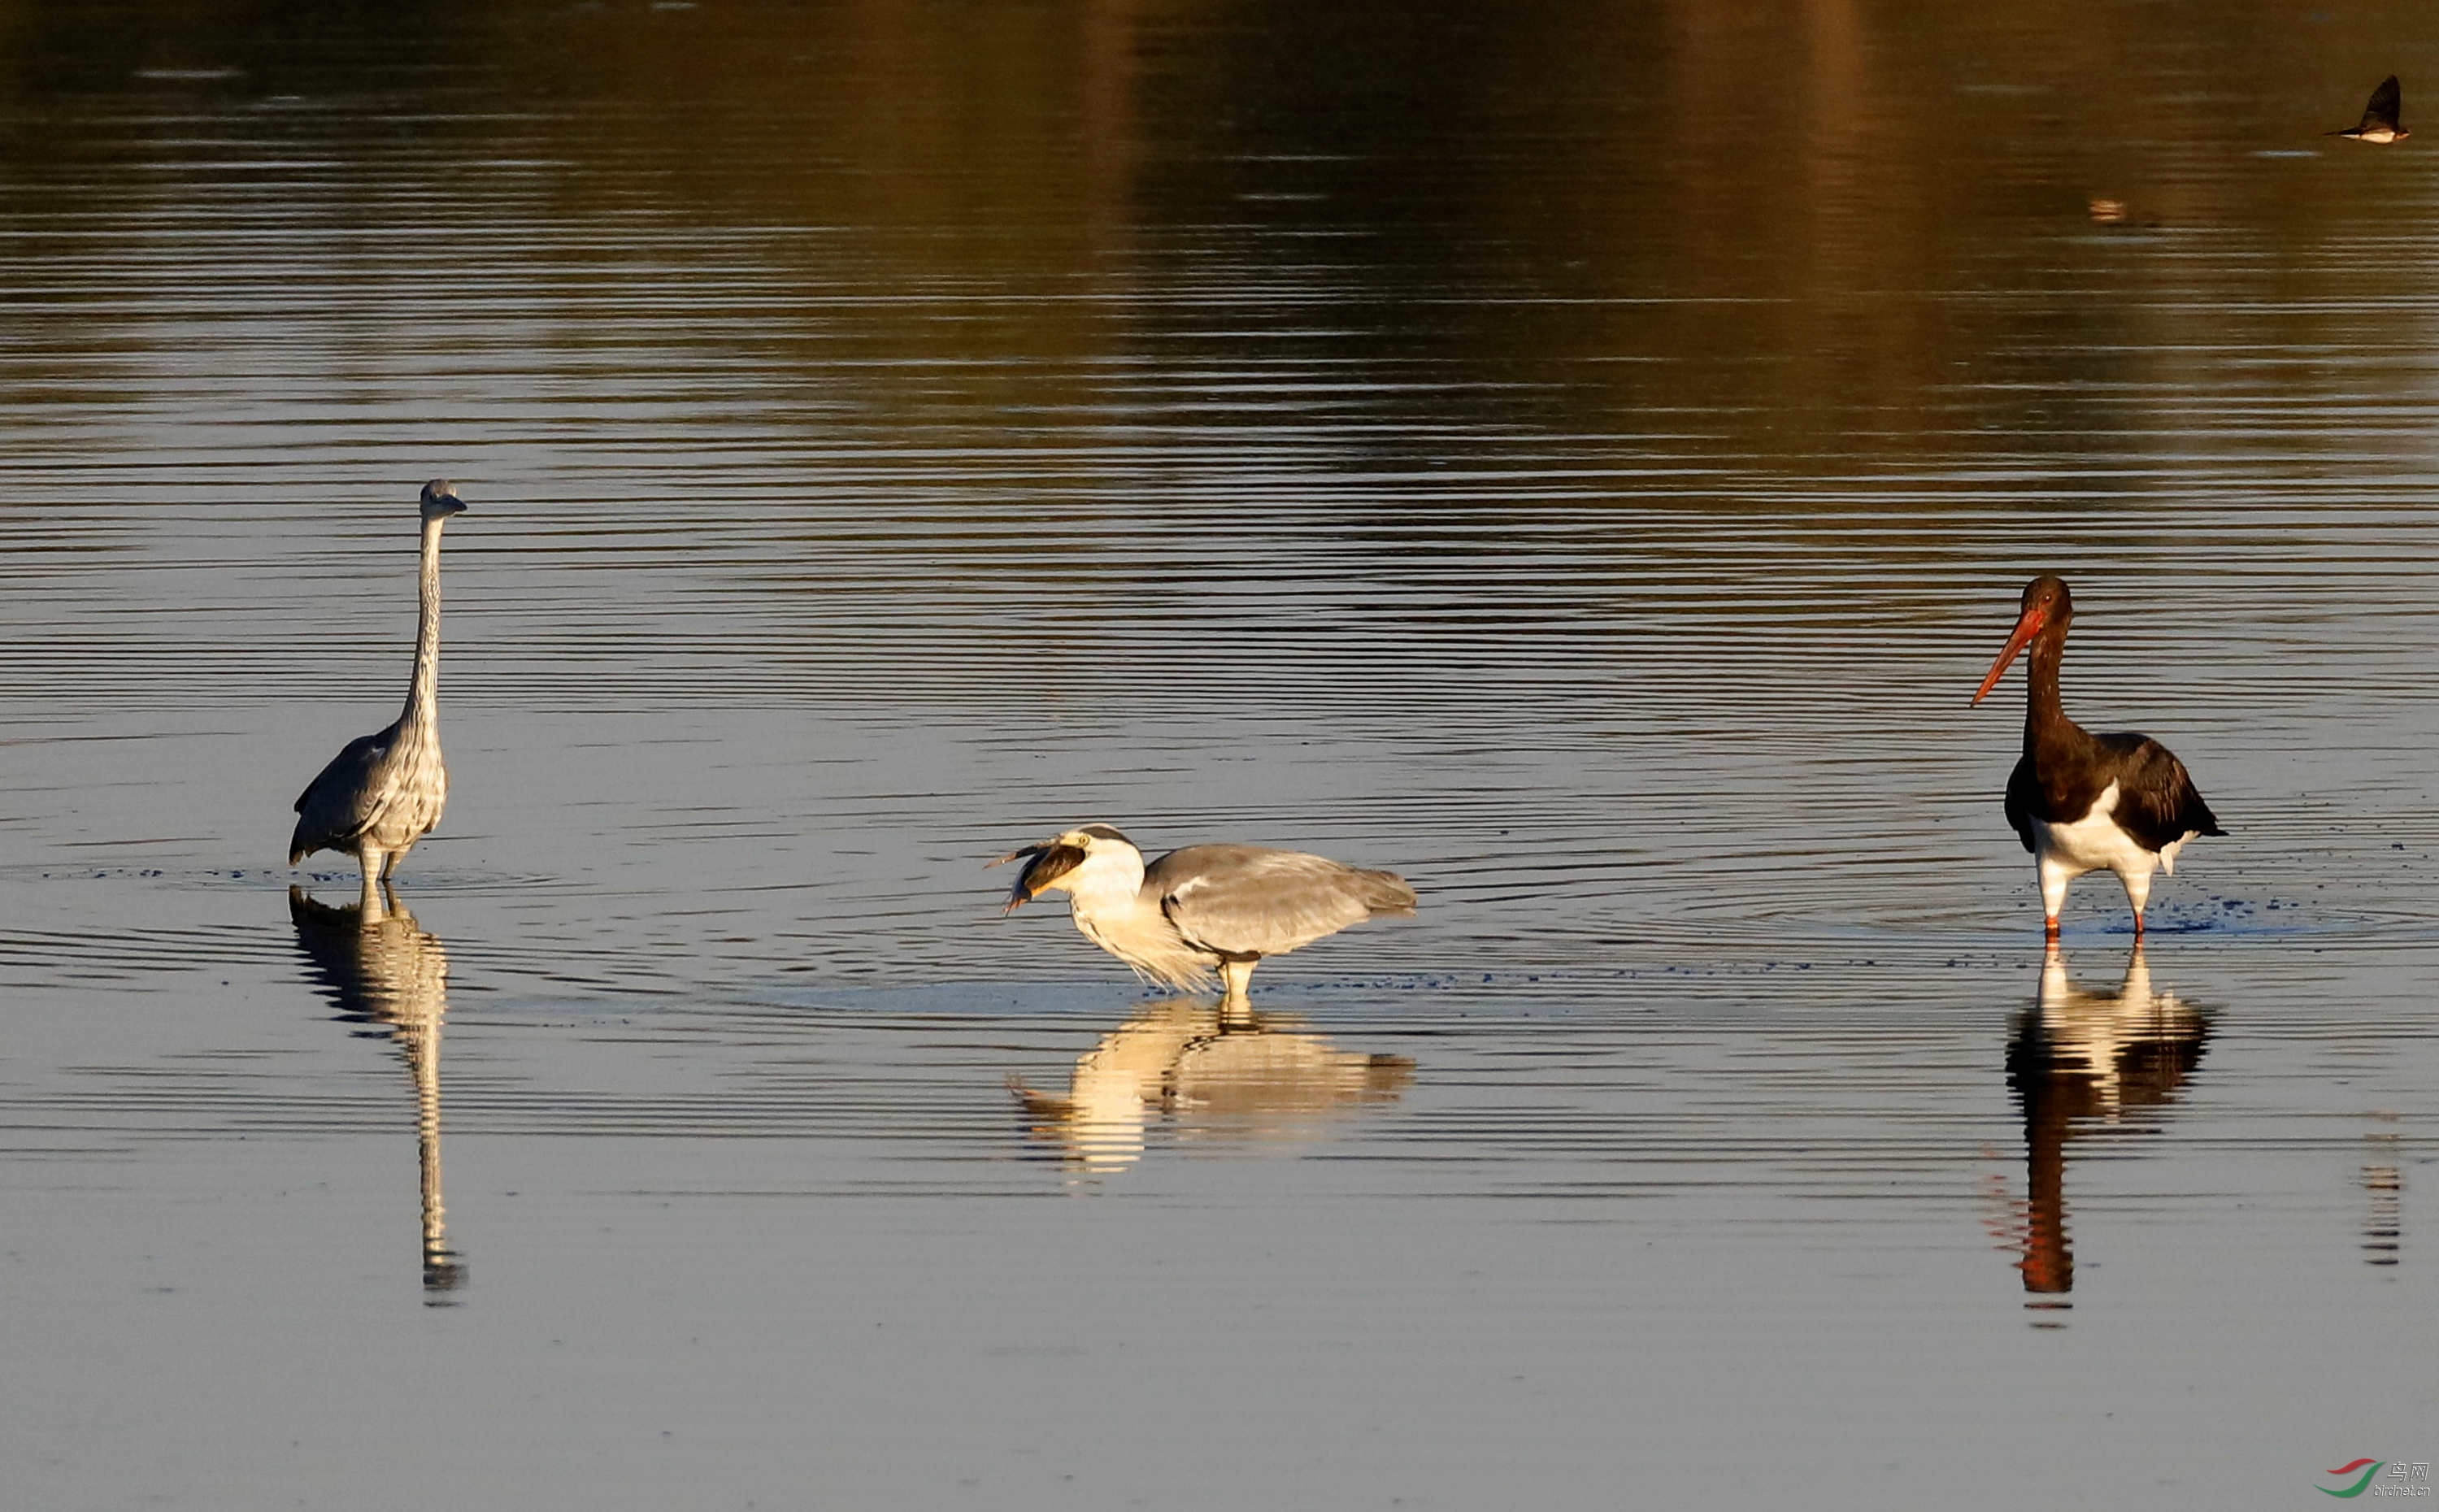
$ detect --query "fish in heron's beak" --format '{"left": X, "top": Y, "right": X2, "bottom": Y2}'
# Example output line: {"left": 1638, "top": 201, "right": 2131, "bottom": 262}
{"left": 991, "top": 841, "right": 1086, "bottom": 914}
{"left": 1972, "top": 603, "right": 2048, "bottom": 706}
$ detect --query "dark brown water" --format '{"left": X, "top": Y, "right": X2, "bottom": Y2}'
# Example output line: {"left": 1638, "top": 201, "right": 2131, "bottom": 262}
{"left": 4, "top": 2, "right": 2437, "bottom": 1505}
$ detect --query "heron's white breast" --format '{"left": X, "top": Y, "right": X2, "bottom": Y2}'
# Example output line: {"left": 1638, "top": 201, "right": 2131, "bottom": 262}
{"left": 1069, "top": 900, "right": 1214, "bottom": 990}
{"left": 361, "top": 744, "right": 449, "bottom": 851}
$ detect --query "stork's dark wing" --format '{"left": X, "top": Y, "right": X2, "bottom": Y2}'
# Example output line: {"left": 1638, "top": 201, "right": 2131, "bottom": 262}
{"left": 2002, "top": 754, "right": 2040, "bottom": 854}
{"left": 1148, "top": 845, "right": 1415, "bottom": 960}
{"left": 2362, "top": 75, "right": 2404, "bottom": 133}
{"left": 2097, "top": 732, "right": 2224, "bottom": 852}
{"left": 289, "top": 725, "right": 397, "bottom": 862}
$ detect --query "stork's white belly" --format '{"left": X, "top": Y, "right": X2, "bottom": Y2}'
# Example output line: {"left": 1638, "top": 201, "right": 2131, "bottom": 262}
{"left": 2030, "top": 781, "right": 2154, "bottom": 876}
{"left": 2029, "top": 779, "right": 2194, "bottom": 878}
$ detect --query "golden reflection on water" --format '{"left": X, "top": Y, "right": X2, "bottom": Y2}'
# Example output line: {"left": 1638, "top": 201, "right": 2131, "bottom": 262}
{"left": 1009, "top": 999, "right": 1412, "bottom": 1175}
{"left": 1997, "top": 945, "right": 2210, "bottom": 1311}
{"left": 288, "top": 884, "right": 464, "bottom": 1302}
{"left": 1, "top": 0, "right": 2421, "bottom": 480}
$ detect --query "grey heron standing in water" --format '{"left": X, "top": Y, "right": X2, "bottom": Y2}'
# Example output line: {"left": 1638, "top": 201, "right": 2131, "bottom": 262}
{"left": 995, "top": 824, "right": 1416, "bottom": 1002}
{"left": 289, "top": 481, "right": 468, "bottom": 902}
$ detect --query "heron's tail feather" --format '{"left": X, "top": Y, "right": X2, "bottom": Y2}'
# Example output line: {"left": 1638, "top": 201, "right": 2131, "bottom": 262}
{"left": 1128, "top": 957, "right": 1216, "bottom": 993}
{"left": 1352, "top": 867, "right": 1418, "bottom": 915}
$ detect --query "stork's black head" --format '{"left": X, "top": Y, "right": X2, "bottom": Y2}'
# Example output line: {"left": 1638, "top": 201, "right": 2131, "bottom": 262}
{"left": 2019, "top": 574, "right": 2072, "bottom": 619}
{"left": 1973, "top": 575, "right": 2074, "bottom": 706}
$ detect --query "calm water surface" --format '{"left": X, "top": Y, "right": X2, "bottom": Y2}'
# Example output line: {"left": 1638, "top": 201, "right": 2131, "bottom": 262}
{"left": 4, "top": 2, "right": 2437, "bottom": 1506}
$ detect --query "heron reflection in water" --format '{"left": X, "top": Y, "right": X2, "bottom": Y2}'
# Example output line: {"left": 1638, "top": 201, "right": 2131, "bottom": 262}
{"left": 1008, "top": 998, "right": 1413, "bottom": 1175}
{"left": 1995, "top": 945, "right": 2209, "bottom": 1305}
{"left": 289, "top": 884, "right": 465, "bottom": 1300}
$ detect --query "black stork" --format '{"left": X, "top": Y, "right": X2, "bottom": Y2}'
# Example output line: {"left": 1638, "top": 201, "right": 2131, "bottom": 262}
{"left": 1971, "top": 576, "right": 2225, "bottom": 940}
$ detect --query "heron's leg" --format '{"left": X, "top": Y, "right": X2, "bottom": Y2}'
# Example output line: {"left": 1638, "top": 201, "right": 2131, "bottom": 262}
{"left": 1218, "top": 958, "right": 1255, "bottom": 1008}
{"left": 381, "top": 846, "right": 405, "bottom": 881}
{"left": 356, "top": 850, "right": 385, "bottom": 913}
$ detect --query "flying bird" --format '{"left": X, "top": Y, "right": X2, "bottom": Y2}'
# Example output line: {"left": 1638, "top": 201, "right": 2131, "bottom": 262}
{"left": 995, "top": 824, "right": 1415, "bottom": 1001}
{"left": 289, "top": 481, "right": 468, "bottom": 901}
{"left": 2331, "top": 76, "right": 2407, "bottom": 142}
{"left": 1970, "top": 576, "right": 2224, "bottom": 940}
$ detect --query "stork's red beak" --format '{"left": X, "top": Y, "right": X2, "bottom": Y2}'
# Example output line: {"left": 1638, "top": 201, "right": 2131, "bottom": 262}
{"left": 1972, "top": 604, "right": 2047, "bottom": 706}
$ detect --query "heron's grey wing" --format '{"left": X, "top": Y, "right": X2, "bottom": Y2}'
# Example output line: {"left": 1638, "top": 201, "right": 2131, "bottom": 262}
{"left": 1149, "top": 845, "right": 1415, "bottom": 960}
{"left": 289, "top": 726, "right": 397, "bottom": 861}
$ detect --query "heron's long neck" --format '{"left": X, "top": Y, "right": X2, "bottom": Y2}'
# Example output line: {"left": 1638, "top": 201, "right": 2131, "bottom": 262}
{"left": 398, "top": 519, "right": 447, "bottom": 736}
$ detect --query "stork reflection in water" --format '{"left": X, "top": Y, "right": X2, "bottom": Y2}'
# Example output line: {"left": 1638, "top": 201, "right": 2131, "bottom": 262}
{"left": 289, "top": 883, "right": 465, "bottom": 1299}
{"left": 1997, "top": 944, "right": 2209, "bottom": 1304}
{"left": 289, "top": 483, "right": 468, "bottom": 904}
{"left": 1008, "top": 998, "right": 1412, "bottom": 1174}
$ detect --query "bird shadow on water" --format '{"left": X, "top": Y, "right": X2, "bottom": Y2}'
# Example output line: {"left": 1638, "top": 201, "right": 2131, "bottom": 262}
{"left": 1983, "top": 943, "right": 2211, "bottom": 1323}
{"left": 1006, "top": 996, "right": 1415, "bottom": 1179}
{"left": 287, "top": 884, "right": 467, "bottom": 1303}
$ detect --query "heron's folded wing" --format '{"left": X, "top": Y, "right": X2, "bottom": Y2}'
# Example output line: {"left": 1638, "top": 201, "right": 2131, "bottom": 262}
{"left": 290, "top": 728, "right": 398, "bottom": 851}
{"left": 1151, "top": 845, "right": 1411, "bottom": 958}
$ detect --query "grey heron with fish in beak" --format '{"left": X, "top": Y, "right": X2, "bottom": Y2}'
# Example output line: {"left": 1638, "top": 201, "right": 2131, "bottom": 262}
{"left": 994, "top": 824, "right": 1416, "bottom": 1003}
